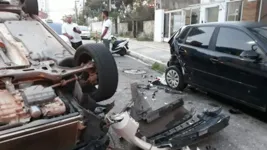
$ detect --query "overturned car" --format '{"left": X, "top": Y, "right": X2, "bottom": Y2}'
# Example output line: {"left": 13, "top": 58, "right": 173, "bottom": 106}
{"left": 0, "top": 1, "right": 118, "bottom": 150}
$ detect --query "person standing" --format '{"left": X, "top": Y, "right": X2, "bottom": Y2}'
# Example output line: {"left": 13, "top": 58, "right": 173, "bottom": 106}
{"left": 62, "top": 15, "right": 83, "bottom": 50}
{"left": 101, "top": 10, "right": 112, "bottom": 50}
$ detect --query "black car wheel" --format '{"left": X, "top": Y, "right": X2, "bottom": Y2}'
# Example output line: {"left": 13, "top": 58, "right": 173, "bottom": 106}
{"left": 22, "top": 0, "right": 39, "bottom": 16}
{"left": 165, "top": 66, "right": 187, "bottom": 91}
{"left": 74, "top": 43, "right": 118, "bottom": 102}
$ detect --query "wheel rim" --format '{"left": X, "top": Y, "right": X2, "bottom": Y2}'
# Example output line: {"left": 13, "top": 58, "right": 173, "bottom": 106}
{"left": 166, "top": 69, "right": 179, "bottom": 88}
{"left": 78, "top": 55, "right": 99, "bottom": 89}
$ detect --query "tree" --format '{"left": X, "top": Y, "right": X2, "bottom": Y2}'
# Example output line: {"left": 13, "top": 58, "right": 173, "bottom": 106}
{"left": 120, "top": 0, "right": 154, "bottom": 21}
{"left": 84, "top": 0, "right": 154, "bottom": 22}
{"left": 78, "top": 13, "right": 87, "bottom": 25}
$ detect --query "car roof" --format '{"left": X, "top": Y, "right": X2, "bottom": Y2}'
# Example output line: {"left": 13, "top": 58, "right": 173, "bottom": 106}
{"left": 186, "top": 21, "right": 266, "bottom": 28}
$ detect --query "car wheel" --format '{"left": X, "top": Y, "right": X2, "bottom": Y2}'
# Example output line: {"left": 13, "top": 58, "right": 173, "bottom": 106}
{"left": 165, "top": 66, "right": 187, "bottom": 91}
{"left": 22, "top": 0, "right": 39, "bottom": 16}
{"left": 74, "top": 43, "right": 118, "bottom": 102}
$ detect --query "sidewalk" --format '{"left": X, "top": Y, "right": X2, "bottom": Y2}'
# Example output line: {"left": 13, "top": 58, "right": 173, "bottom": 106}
{"left": 127, "top": 39, "right": 170, "bottom": 66}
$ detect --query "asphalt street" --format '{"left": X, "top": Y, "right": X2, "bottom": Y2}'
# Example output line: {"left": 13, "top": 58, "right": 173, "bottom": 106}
{"left": 82, "top": 40, "right": 267, "bottom": 150}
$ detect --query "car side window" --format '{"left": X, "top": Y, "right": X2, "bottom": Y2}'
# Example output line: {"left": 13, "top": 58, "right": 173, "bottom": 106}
{"left": 216, "top": 28, "right": 256, "bottom": 56}
{"left": 176, "top": 27, "right": 190, "bottom": 43}
{"left": 185, "top": 27, "right": 215, "bottom": 49}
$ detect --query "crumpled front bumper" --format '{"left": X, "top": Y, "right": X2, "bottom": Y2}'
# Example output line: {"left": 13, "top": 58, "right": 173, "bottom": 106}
{"left": 128, "top": 83, "right": 230, "bottom": 149}
{"left": 149, "top": 107, "right": 230, "bottom": 149}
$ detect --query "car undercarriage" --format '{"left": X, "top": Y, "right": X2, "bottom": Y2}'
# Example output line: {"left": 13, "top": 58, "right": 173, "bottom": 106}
{"left": 0, "top": 1, "right": 117, "bottom": 150}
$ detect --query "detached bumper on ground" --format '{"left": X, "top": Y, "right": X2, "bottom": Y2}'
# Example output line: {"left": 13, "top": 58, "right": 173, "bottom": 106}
{"left": 150, "top": 107, "right": 230, "bottom": 149}
{"left": 119, "top": 83, "right": 231, "bottom": 150}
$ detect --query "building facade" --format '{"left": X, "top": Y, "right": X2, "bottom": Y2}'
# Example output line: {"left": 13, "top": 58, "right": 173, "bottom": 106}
{"left": 37, "top": 0, "right": 50, "bottom": 12}
{"left": 154, "top": 0, "right": 266, "bottom": 42}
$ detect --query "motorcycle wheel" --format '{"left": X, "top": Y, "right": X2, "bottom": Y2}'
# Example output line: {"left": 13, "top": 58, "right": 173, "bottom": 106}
{"left": 119, "top": 48, "right": 127, "bottom": 56}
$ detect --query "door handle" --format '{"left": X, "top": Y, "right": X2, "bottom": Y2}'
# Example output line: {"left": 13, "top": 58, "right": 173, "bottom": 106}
{"left": 210, "top": 58, "right": 219, "bottom": 63}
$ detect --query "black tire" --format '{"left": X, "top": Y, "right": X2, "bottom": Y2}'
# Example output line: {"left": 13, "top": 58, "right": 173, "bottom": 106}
{"left": 22, "top": 0, "right": 39, "bottom": 16}
{"left": 58, "top": 57, "right": 75, "bottom": 67}
{"left": 119, "top": 48, "right": 127, "bottom": 56}
{"left": 74, "top": 43, "right": 118, "bottom": 102}
{"left": 165, "top": 66, "right": 187, "bottom": 91}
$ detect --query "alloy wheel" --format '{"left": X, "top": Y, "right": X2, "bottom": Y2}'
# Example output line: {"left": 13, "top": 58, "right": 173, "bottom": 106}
{"left": 166, "top": 69, "right": 180, "bottom": 88}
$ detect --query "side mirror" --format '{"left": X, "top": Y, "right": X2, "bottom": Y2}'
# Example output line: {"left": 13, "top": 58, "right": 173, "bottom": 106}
{"left": 240, "top": 50, "right": 260, "bottom": 60}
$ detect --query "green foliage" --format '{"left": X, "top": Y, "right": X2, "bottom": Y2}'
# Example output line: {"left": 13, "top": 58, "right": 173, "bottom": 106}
{"left": 84, "top": 0, "right": 154, "bottom": 21}
{"left": 151, "top": 62, "right": 166, "bottom": 73}
{"left": 78, "top": 13, "right": 86, "bottom": 25}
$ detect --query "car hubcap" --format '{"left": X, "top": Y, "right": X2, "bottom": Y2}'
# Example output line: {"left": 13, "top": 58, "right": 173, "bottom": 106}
{"left": 166, "top": 69, "right": 179, "bottom": 88}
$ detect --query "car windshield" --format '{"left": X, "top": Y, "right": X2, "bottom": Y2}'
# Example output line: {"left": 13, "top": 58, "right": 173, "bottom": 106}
{"left": 249, "top": 26, "right": 267, "bottom": 43}
{"left": 79, "top": 26, "right": 88, "bottom": 31}
{"left": 47, "top": 23, "right": 62, "bottom": 35}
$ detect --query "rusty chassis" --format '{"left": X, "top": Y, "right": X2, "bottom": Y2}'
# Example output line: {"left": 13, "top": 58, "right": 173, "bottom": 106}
{"left": 0, "top": 60, "right": 96, "bottom": 87}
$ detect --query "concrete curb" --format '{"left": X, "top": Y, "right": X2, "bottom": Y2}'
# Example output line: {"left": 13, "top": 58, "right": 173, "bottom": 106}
{"left": 127, "top": 51, "right": 168, "bottom": 72}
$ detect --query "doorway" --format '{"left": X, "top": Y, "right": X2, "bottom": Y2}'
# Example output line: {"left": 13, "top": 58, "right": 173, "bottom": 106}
{"left": 206, "top": 6, "right": 219, "bottom": 22}
{"left": 163, "top": 10, "right": 184, "bottom": 41}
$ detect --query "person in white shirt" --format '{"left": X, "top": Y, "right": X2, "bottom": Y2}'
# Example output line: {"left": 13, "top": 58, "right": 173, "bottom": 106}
{"left": 101, "top": 10, "right": 112, "bottom": 50}
{"left": 62, "top": 15, "right": 82, "bottom": 49}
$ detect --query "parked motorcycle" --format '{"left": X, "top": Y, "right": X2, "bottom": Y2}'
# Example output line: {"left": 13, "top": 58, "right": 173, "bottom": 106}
{"left": 110, "top": 36, "right": 129, "bottom": 56}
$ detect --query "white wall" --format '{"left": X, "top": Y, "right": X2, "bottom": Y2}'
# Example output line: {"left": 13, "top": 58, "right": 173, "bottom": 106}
{"left": 91, "top": 22, "right": 102, "bottom": 33}
{"left": 91, "top": 21, "right": 116, "bottom": 35}
{"left": 144, "top": 20, "right": 154, "bottom": 35}
{"left": 154, "top": 9, "right": 164, "bottom": 42}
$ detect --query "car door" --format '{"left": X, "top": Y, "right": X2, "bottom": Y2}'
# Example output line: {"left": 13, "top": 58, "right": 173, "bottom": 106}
{"left": 212, "top": 27, "right": 267, "bottom": 108}
{"left": 175, "top": 26, "right": 219, "bottom": 89}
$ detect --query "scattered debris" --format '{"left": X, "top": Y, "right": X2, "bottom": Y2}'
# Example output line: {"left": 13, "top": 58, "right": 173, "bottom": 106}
{"left": 188, "top": 101, "right": 193, "bottom": 105}
{"left": 182, "top": 146, "right": 191, "bottom": 150}
{"left": 181, "top": 146, "right": 201, "bottom": 150}
{"left": 157, "top": 74, "right": 167, "bottom": 85}
{"left": 123, "top": 69, "right": 146, "bottom": 75}
{"left": 209, "top": 103, "right": 220, "bottom": 107}
{"left": 188, "top": 86, "right": 198, "bottom": 93}
{"left": 150, "top": 74, "right": 167, "bottom": 86}
{"left": 206, "top": 145, "right": 217, "bottom": 150}
{"left": 165, "top": 88, "right": 183, "bottom": 94}
{"left": 142, "top": 74, "right": 147, "bottom": 78}
{"left": 152, "top": 90, "right": 158, "bottom": 101}
{"left": 124, "top": 83, "right": 229, "bottom": 150}
{"left": 229, "top": 108, "right": 242, "bottom": 114}
{"left": 150, "top": 78, "right": 162, "bottom": 86}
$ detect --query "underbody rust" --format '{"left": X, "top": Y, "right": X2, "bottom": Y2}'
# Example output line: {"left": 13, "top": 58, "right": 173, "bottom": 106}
{"left": 0, "top": 90, "right": 29, "bottom": 124}
{"left": 0, "top": 1, "right": 113, "bottom": 150}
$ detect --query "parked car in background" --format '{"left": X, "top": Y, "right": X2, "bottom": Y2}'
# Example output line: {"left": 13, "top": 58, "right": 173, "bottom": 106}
{"left": 45, "top": 20, "right": 72, "bottom": 46}
{"left": 79, "top": 26, "right": 91, "bottom": 40}
{"left": 166, "top": 22, "right": 267, "bottom": 112}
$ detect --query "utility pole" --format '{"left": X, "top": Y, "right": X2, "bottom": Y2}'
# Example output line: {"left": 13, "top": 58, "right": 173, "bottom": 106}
{"left": 108, "top": 0, "right": 111, "bottom": 11}
{"left": 75, "top": 0, "right": 79, "bottom": 23}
